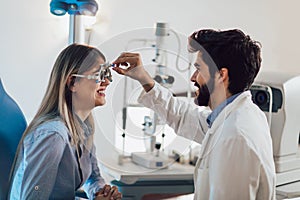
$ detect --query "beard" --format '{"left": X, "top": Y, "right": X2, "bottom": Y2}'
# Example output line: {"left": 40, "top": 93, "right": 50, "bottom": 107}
{"left": 194, "top": 78, "right": 215, "bottom": 107}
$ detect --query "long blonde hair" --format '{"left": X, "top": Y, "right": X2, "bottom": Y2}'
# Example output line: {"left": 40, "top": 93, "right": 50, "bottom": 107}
{"left": 8, "top": 44, "right": 106, "bottom": 194}
{"left": 24, "top": 43, "right": 105, "bottom": 146}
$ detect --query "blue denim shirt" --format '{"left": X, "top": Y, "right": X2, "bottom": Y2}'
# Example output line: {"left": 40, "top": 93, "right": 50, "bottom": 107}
{"left": 9, "top": 118, "right": 105, "bottom": 200}
{"left": 207, "top": 93, "right": 241, "bottom": 128}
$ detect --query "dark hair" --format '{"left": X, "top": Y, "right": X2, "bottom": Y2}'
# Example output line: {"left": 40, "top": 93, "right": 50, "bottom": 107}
{"left": 188, "top": 29, "right": 262, "bottom": 94}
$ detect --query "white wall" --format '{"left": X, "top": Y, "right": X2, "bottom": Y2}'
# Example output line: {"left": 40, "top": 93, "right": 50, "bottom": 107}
{"left": 1, "top": 0, "right": 300, "bottom": 120}
{"left": 1, "top": 0, "right": 300, "bottom": 166}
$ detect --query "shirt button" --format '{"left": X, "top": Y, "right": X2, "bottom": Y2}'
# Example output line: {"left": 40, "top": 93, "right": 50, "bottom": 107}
{"left": 34, "top": 185, "right": 39, "bottom": 190}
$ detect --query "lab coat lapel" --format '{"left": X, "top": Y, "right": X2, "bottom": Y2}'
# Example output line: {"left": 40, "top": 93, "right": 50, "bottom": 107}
{"left": 197, "top": 92, "right": 250, "bottom": 159}
{"left": 210, "top": 91, "right": 250, "bottom": 133}
{"left": 194, "top": 92, "right": 250, "bottom": 182}
{"left": 193, "top": 91, "right": 251, "bottom": 199}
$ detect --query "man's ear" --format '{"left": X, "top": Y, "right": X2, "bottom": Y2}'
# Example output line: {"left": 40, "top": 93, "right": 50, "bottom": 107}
{"left": 67, "top": 76, "right": 76, "bottom": 92}
{"left": 219, "top": 68, "right": 229, "bottom": 82}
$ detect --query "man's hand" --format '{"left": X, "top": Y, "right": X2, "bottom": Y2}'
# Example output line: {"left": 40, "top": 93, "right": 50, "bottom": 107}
{"left": 113, "top": 52, "right": 155, "bottom": 92}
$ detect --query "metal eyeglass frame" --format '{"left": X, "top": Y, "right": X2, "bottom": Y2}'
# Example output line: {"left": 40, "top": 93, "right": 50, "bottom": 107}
{"left": 72, "top": 62, "right": 114, "bottom": 83}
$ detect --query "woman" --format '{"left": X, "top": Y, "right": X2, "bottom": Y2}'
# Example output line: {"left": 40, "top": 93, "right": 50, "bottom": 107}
{"left": 8, "top": 44, "right": 122, "bottom": 200}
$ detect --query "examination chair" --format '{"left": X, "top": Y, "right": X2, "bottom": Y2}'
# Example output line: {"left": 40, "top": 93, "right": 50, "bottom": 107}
{"left": 0, "top": 79, "right": 27, "bottom": 199}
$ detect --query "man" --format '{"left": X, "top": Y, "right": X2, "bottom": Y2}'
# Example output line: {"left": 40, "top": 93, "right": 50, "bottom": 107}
{"left": 112, "top": 29, "right": 276, "bottom": 200}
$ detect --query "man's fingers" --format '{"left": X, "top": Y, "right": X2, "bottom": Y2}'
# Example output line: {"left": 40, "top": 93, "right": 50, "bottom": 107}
{"left": 113, "top": 62, "right": 128, "bottom": 68}
{"left": 112, "top": 67, "right": 125, "bottom": 75}
{"left": 120, "top": 52, "right": 139, "bottom": 57}
{"left": 113, "top": 57, "right": 138, "bottom": 66}
{"left": 113, "top": 65, "right": 136, "bottom": 76}
{"left": 113, "top": 52, "right": 141, "bottom": 67}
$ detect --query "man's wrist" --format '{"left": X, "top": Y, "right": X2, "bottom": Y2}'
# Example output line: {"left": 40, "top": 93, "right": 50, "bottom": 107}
{"left": 137, "top": 72, "right": 155, "bottom": 92}
{"left": 142, "top": 81, "right": 155, "bottom": 92}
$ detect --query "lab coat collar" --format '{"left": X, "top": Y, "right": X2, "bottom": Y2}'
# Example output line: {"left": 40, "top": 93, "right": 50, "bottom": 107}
{"left": 206, "top": 92, "right": 241, "bottom": 128}
{"left": 196, "top": 91, "right": 252, "bottom": 162}
{"left": 208, "top": 90, "right": 252, "bottom": 134}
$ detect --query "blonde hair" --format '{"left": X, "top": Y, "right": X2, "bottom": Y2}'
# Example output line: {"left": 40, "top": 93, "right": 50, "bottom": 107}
{"left": 23, "top": 43, "right": 105, "bottom": 146}
{"left": 8, "top": 44, "right": 106, "bottom": 191}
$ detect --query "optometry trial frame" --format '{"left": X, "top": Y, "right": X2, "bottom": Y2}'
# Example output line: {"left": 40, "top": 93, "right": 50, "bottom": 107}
{"left": 72, "top": 62, "right": 114, "bottom": 83}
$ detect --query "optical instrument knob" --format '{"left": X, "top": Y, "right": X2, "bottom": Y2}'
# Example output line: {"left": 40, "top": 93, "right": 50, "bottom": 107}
{"left": 155, "top": 142, "right": 161, "bottom": 150}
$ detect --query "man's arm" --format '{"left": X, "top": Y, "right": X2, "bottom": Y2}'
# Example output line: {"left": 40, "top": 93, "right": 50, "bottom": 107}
{"left": 138, "top": 82, "right": 209, "bottom": 143}
{"left": 113, "top": 53, "right": 209, "bottom": 143}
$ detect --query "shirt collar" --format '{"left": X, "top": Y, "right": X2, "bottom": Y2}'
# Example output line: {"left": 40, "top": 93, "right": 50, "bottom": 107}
{"left": 75, "top": 114, "right": 93, "bottom": 137}
{"left": 206, "top": 92, "right": 241, "bottom": 128}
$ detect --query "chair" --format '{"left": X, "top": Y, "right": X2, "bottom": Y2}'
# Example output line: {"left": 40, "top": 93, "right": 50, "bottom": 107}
{"left": 0, "top": 79, "right": 27, "bottom": 199}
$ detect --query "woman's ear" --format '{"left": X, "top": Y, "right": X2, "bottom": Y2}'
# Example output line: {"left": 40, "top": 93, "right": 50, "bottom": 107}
{"left": 67, "top": 76, "right": 76, "bottom": 92}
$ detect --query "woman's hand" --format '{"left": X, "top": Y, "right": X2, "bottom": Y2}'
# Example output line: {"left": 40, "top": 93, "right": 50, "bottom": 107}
{"left": 94, "top": 184, "right": 122, "bottom": 200}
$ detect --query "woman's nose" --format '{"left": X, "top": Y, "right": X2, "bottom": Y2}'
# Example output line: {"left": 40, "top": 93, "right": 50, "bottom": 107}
{"left": 100, "top": 77, "right": 110, "bottom": 86}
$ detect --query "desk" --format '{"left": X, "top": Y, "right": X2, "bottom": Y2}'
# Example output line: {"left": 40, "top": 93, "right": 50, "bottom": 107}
{"left": 102, "top": 158, "right": 195, "bottom": 200}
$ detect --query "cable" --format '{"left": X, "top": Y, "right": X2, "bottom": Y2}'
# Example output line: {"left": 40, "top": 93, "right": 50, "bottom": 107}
{"left": 169, "top": 29, "right": 191, "bottom": 73}
{"left": 125, "top": 39, "right": 155, "bottom": 51}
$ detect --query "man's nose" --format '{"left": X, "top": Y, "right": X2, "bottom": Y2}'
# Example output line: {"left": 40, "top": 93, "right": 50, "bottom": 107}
{"left": 190, "top": 70, "right": 198, "bottom": 82}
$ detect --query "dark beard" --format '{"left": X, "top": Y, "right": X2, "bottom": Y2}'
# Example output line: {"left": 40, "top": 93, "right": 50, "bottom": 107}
{"left": 194, "top": 78, "right": 215, "bottom": 107}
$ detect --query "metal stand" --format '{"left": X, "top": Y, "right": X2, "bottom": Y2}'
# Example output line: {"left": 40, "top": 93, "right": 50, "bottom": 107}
{"left": 69, "top": 15, "right": 86, "bottom": 44}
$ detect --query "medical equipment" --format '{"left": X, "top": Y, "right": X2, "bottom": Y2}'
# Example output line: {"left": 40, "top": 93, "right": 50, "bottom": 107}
{"left": 250, "top": 84, "right": 280, "bottom": 126}
{"left": 116, "top": 22, "right": 193, "bottom": 169}
{"left": 50, "top": 0, "right": 98, "bottom": 44}
{"left": 250, "top": 71, "right": 300, "bottom": 198}
{"left": 142, "top": 116, "right": 157, "bottom": 152}
{"left": 50, "top": 0, "right": 98, "bottom": 16}
{"left": 131, "top": 148, "right": 170, "bottom": 169}
{"left": 72, "top": 62, "right": 114, "bottom": 83}
{"left": 129, "top": 23, "right": 177, "bottom": 168}
{"left": 152, "top": 22, "right": 175, "bottom": 88}
{"left": 131, "top": 116, "right": 171, "bottom": 168}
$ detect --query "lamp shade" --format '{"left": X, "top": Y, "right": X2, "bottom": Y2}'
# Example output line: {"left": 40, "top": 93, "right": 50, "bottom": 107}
{"left": 50, "top": 0, "right": 98, "bottom": 16}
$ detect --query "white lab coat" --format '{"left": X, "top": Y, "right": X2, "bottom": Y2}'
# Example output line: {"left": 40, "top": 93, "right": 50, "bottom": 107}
{"left": 138, "top": 83, "right": 276, "bottom": 200}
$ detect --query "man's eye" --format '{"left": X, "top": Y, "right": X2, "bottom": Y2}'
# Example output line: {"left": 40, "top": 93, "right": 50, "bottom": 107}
{"left": 194, "top": 63, "right": 201, "bottom": 70}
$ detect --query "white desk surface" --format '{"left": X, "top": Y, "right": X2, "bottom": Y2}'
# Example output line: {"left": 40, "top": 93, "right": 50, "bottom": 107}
{"left": 102, "top": 157, "right": 195, "bottom": 184}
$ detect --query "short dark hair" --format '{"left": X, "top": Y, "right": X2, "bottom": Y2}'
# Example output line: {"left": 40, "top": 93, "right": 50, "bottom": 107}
{"left": 188, "top": 29, "right": 262, "bottom": 94}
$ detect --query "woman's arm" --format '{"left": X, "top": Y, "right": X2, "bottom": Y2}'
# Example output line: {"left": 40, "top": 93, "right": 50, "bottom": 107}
{"left": 15, "top": 131, "right": 67, "bottom": 199}
{"left": 82, "top": 143, "right": 106, "bottom": 198}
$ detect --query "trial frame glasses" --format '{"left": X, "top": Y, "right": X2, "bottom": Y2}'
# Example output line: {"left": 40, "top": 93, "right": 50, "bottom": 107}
{"left": 71, "top": 62, "right": 114, "bottom": 83}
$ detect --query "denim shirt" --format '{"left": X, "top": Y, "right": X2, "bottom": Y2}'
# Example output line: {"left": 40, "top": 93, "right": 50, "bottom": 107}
{"left": 207, "top": 93, "right": 241, "bottom": 128}
{"left": 9, "top": 118, "right": 105, "bottom": 200}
